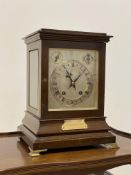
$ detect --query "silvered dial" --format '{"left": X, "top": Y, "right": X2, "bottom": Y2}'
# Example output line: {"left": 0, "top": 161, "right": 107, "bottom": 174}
{"left": 50, "top": 60, "right": 93, "bottom": 106}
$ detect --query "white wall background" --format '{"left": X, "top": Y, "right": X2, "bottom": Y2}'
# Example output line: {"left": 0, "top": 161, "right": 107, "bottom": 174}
{"left": 0, "top": 0, "right": 131, "bottom": 174}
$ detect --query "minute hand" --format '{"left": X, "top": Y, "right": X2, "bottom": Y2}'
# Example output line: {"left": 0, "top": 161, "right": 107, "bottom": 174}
{"left": 73, "top": 69, "right": 86, "bottom": 82}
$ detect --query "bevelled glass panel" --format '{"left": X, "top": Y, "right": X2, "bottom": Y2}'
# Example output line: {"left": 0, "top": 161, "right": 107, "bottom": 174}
{"left": 29, "top": 50, "right": 39, "bottom": 109}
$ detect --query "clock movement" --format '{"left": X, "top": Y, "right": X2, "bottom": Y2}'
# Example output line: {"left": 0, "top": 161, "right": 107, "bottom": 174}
{"left": 19, "top": 28, "right": 116, "bottom": 151}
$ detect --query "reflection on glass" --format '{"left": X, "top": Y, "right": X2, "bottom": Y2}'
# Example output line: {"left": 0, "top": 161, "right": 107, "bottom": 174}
{"left": 29, "top": 50, "right": 38, "bottom": 109}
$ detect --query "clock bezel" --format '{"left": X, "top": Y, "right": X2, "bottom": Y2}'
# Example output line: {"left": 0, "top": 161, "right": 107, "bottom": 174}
{"left": 41, "top": 40, "right": 105, "bottom": 119}
{"left": 48, "top": 48, "right": 99, "bottom": 111}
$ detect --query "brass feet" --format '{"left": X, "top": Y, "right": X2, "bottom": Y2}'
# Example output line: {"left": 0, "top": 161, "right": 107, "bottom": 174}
{"left": 100, "top": 143, "right": 119, "bottom": 149}
{"left": 29, "top": 147, "right": 48, "bottom": 157}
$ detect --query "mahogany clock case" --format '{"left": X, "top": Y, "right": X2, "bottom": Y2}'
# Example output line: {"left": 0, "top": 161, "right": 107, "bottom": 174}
{"left": 19, "top": 29, "right": 116, "bottom": 150}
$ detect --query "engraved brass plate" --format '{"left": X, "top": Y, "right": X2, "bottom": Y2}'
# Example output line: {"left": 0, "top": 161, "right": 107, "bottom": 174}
{"left": 62, "top": 119, "right": 88, "bottom": 131}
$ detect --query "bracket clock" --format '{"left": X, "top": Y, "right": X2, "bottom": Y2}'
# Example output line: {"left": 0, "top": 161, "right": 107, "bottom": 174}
{"left": 19, "top": 28, "right": 116, "bottom": 151}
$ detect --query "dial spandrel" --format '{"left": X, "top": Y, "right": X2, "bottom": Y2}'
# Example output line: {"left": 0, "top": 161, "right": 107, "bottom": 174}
{"left": 48, "top": 48, "right": 99, "bottom": 111}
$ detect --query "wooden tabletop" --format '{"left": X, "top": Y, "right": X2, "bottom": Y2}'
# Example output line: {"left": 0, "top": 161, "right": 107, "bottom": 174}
{"left": 0, "top": 129, "right": 131, "bottom": 175}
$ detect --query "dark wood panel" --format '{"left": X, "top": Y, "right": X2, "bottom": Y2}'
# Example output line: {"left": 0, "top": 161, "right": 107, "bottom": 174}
{"left": 24, "top": 28, "right": 112, "bottom": 44}
{"left": 22, "top": 112, "right": 110, "bottom": 136}
{"left": 20, "top": 124, "right": 115, "bottom": 150}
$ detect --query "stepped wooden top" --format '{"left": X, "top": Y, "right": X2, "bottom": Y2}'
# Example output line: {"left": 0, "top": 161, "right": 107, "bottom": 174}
{"left": 24, "top": 28, "right": 112, "bottom": 44}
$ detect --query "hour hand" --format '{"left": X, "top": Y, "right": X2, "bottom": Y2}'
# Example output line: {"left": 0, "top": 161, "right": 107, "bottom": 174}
{"left": 63, "top": 65, "right": 72, "bottom": 79}
{"left": 63, "top": 65, "right": 76, "bottom": 90}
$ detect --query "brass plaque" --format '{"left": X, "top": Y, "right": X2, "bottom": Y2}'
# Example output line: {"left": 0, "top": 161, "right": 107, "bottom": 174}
{"left": 62, "top": 119, "right": 88, "bottom": 131}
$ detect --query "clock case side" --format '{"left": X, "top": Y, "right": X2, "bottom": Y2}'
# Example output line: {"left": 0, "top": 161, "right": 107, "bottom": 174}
{"left": 19, "top": 29, "right": 116, "bottom": 150}
{"left": 26, "top": 40, "right": 42, "bottom": 118}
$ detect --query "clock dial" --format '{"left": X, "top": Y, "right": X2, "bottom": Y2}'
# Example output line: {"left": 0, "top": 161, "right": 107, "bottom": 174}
{"left": 48, "top": 48, "right": 99, "bottom": 111}
{"left": 50, "top": 60, "right": 93, "bottom": 106}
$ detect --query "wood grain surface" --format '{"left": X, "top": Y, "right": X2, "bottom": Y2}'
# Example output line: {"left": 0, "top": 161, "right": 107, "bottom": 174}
{"left": 0, "top": 129, "right": 130, "bottom": 175}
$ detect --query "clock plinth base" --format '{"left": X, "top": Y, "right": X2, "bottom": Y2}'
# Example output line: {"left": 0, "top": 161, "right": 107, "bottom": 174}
{"left": 19, "top": 112, "right": 116, "bottom": 150}
{"left": 19, "top": 124, "right": 116, "bottom": 151}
